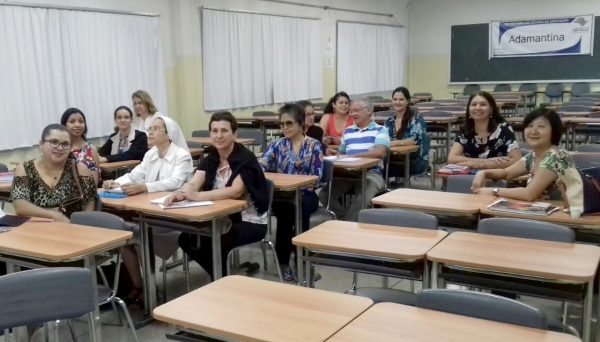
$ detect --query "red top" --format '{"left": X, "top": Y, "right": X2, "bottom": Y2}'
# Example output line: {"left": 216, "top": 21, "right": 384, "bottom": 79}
{"left": 327, "top": 114, "right": 353, "bottom": 137}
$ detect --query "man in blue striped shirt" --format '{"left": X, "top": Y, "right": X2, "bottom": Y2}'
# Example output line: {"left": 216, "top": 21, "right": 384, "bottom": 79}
{"left": 319, "top": 97, "right": 390, "bottom": 221}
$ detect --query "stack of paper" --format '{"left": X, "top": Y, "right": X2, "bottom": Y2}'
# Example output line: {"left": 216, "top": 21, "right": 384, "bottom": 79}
{"left": 150, "top": 195, "right": 214, "bottom": 210}
{"left": 0, "top": 172, "right": 14, "bottom": 183}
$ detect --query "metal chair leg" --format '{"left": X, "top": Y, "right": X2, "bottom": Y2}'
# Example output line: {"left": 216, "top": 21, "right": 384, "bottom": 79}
{"left": 53, "top": 320, "right": 59, "bottom": 342}
{"left": 115, "top": 298, "right": 140, "bottom": 342}
{"left": 88, "top": 312, "right": 98, "bottom": 342}
{"left": 351, "top": 272, "right": 358, "bottom": 291}
{"left": 67, "top": 319, "right": 79, "bottom": 342}
{"left": 183, "top": 252, "right": 190, "bottom": 293}
{"left": 44, "top": 323, "right": 49, "bottom": 342}
{"left": 162, "top": 258, "right": 167, "bottom": 303}
{"left": 410, "top": 280, "right": 415, "bottom": 293}
{"left": 382, "top": 276, "right": 389, "bottom": 288}
{"left": 266, "top": 240, "right": 284, "bottom": 282}
{"left": 260, "top": 241, "right": 268, "bottom": 270}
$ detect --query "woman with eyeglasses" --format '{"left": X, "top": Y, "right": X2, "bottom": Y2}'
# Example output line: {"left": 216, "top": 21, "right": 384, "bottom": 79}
{"left": 102, "top": 116, "right": 192, "bottom": 308}
{"left": 10, "top": 124, "right": 97, "bottom": 222}
{"left": 98, "top": 106, "right": 148, "bottom": 163}
{"left": 60, "top": 108, "right": 100, "bottom": 184}
{"left": 259, "top": 104, "right": 323, "bottom": 282}
{"left": 297, "top": 100, "right": 324, "bottom": 143}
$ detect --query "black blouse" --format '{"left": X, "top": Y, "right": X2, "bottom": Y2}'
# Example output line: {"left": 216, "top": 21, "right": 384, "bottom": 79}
{"left": 454, "top": 122, "right": 519, "bottom": 159}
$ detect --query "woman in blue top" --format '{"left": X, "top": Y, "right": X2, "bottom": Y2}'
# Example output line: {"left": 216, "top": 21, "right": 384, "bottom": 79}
{"left": 383, "top": 87, "right": 429, "bottom": 182}
{"left": 259, "top": 103, "right": 323, "bottom": 282}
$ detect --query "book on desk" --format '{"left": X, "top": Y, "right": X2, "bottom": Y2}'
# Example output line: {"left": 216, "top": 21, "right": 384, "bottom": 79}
{"left": 437, "top": 164, "right": 471, "bottom": 175}
{"left": 0, "top": 172, "right": 14, "bottom": 183}
{"left": 487, "top": 199, "right": 559, "bottom": 216}
{"left": 150, "top": 195, "right": 214, "bottom": 210}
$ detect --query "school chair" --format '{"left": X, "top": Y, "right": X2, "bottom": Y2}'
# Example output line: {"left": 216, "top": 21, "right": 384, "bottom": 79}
{"left": 191, "top": 130, "right": 210, "bottom": 138}
{"left": 494, "top": 84, "right": 512, "bottom": 92}
{"left": 445, "top": 175, "right": 506, "bottom": 194}
{"left": 463, "top": 84, "right": 481, "bottom": 96}
{"left": 576, "top": 144, "right": 600, "bottom": 153}
{"left": 541, "top": 83, "right": 565, "bottom": 107}
{"left": 570, "top": 82, "right": 591, "bottom": 97}
{"left": 519, "top": 83, "right": 539, "bottom": 110}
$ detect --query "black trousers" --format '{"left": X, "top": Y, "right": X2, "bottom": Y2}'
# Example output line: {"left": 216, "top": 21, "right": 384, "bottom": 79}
{"left": 179, "top": 220, "right": 267, "bottom": 280}
{"left": 272, "top": 191, "right": 319, "bottom": 266}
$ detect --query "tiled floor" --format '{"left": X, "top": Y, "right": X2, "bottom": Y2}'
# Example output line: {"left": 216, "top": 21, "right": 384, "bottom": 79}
{"left": 2, "top": 175, "right": 597, "bottom": 341}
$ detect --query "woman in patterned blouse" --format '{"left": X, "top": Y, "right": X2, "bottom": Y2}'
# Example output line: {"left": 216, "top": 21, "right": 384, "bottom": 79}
{"left": 60, "top": 108, "right": 100, "bottom": 184}
{"left": 10, "top": 124, "right": 97, "bottom": 221}
{"left": 472, "top": 108, "right": 572, "bottom": 201}
{"left": 383, "top": 87, "right": 429, "bottom": 183}
{"left": 448, "top": 91, "right": 521, "bottom": 169}
{"left": 259, "top": 104, "right": 324, "bottom": 282}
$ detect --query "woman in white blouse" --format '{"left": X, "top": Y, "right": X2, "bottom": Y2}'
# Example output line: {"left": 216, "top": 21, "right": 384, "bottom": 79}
{"left": 102, "top": 116, "right": 192, "bottom": 307}
{"left": 131, "top": 90, "right": 164, "bottom": 135}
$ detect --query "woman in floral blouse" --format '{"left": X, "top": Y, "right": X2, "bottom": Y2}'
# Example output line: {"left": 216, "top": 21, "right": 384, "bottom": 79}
{"left": 448, "top": 91, "right": 521, "bottom": 169}
{"left": 383, "top": 87, "right": 429, "bottom": 182}
{"left": 61, "top": 108, "right": 100, "bottom": 184}
{"left": 471, "top": 108, "right": 572, "bottom": 201}
{"left": 259, "top": 103, "right": 323, "bottom": 282}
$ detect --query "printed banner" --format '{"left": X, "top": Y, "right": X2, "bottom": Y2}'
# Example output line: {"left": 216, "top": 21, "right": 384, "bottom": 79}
{"left": 490, "top": 15, "right": 594, "bottom": 58}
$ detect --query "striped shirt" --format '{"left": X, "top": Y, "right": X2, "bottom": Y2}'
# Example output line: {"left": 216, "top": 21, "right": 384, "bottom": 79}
{"left": 339, "top": 120, "right": 390, "bottom": 174}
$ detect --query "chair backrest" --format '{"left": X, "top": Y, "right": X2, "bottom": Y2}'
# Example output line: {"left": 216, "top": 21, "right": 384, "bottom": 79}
{"left": 71, "top": 211, "right": 128, "bottom": 231}
{"left": 518, "top": 141, "right": 532, "bottom": 155}
{"left": 237, "top": 128, "right": 264, "bottom": 149}
{"left": 576, "top": 144, "right": 600, "bottom": 153}
{"left": 375, "top": 110, "right": 396, "bottom": 118}
{"left": 568, "top": 96, "right": 598, "bottom": 103}
{"left": 446, "top": 175, "right": 506, "bottom": 194}
{"left": 432, "top": 106, "right": 464, "bottom": 112}
{"left": 456, "top": 95, "right": 471, "bottom": 101}
{"left": 494, "top": 84, "right": 512, "bottom": 92}
{"left": 494, "top": 94, "right": 520, "bottom": 100}
{"left": 580, "top": 92, "right": 600, "bottom": 99}
{"left": 186, "top": 140, "right": 204, "bottom": 149}
{"left": 0, "top": 163, "right": 7, "bottom": 173}
{"left": 571, "top": 153, "right": 600, "bottom": 169}
{"left": 556, "top": 105, "right": 591, "bottom": 112}
{"left": 463, "top": 84, "right": 481, "bottom": 95}
{"left": 433, "top": 98, "right": 458, "bottom": 104}
{"left": 560, "top": 101, "right": 595, "bottom": 107}
{"left": 519, "top": 83, "right": 538, "bottom": 92}
{"left": 312, "top": 102, "right": 327, "bottom": 109}
{"left": 421, "top": 110, "right": 453, "bottom": 118}
{"left": 416, "top": 289, "right": 548, "bottom": 329}
{"left": 413, "top": 92, "right": 432, "bottom": 97}
{"left": 321, "top": 159, "right": 334, "bottom": 184}
{"left": 545, "top": 83, "right": 564, "bottom": 97}
{"left": 478, "top": 218, "right": 574, "bottom": 243}
{"left": 253, "top": 111, "right": 276, "bottom": 117}
{"left": 367, "top": 95, "right": 383, "bottom": 100}
{"left": 0, "top": 268, "right": 96, "bottom": 330}
{"left": 571, "top": 82, "right": 591, "bottom": 97}
{"left": 358, "top": 208, "right": 437, "bottom": 230}
{"left": 414, "top": 102, "right": 442, "bottom": 108}
{"left": 192, "top": 130, "right": 210, "bottom": 138}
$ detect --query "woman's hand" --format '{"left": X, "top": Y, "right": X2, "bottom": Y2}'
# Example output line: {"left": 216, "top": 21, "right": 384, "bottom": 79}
{"left": 486, "top": 157, "right": 510, "bottom": 166}
{"left": 99, "top": 157, "right": 108, "bottom": 163}
{"left": 326, "top": 148, "right": 339, "bottom": 156}
{"left": 163, "top": 193, "right": 185, "bottom": 207}
{"left": 457, "top": 160, "right": 485, "bottom": 169}
{"left": 330, "top": 136, "right": 341, "bottom": 145}
{"left": 54, "top": 212, "right": 70, "bottom": 223}
{"left": 471, "top": 171, "right": 486, "bottom": 193}
{"left": 102, "top": 180, "right": 120, "bottom": 190}
{"left": 474, "top": 187, "right": 494, "bottom": 196}
{"left": 121, "top": 183, "right": 147, "bottom": 195}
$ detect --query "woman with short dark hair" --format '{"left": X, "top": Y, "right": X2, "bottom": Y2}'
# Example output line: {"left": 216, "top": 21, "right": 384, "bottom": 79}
{"left": 98, "top": 106, "right": 148, "bottom": 163}
{"left": 472, "top": 108, "right": 571, "bottom": 201}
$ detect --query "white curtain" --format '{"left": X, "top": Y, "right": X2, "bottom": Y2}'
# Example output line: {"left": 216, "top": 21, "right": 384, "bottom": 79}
{"left": 337, "top": 22, "right": 406, "bottom": 95}
{"left": 202, "top": 9, "right": 322, "bottom": 111}
{"left": 0, "top": 5, "right": 166, "bottom": 150}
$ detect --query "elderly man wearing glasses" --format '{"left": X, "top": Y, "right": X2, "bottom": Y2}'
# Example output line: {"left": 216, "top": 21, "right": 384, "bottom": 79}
{"left": 319, "top": 97, "right": 390, "bottom": 222}
{"left": 259, "top": 103, "right": 324, "bottom": 282}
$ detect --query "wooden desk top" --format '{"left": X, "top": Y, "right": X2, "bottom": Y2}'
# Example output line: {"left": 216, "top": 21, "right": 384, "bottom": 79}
{"left": 187, "top": 137, "right": 255, "bottom": 146}
{"left": 563, "top": 117, "right": 600, "bottom": 124}
{"left": 560, "top": 112, "right": 592, "bottom": 117}
{"left": 189, "top": 147, "right": 204, "bottom": 156}
{"left": 264, "top": 173, "right": 318, "bottom": 191}
{"left": 390, "top": 145, "right": 419, "bottom": 155}
{"left": 0, "top": 221, "right": 132, "bottom": 261}
{"left": 99, "top": 160, "right": 140, "bottom": 170}
{"left": 333, "top": 157, "right": 379, "bottom": 169}
{"left": 480, "top": 200, "right": 600, "bottom": 228}
{"left": 373, "top": 102, "right": 392, "bottom": 107}
{"left": 237, "top": 116, "right": 279, "bottom": 123}
{"left": 123, "top": 192, "right": 247, "bottom": 221}
{"left": 422, "top": 116, "right": 459, "bottom": 123}
{"left": 328, "top": 302, "right": 580, "bottom": 342}
{"left": 153, "top": 276, "right": 373, "bottom": 342}
{"left": 372, "top": 189, "right": 497, "bottom": 214}
{"left": 293, "top": 220, "right": 447, "bottom": 260}
{"left": 490, "top": 91, "right": 534, "bottom": 96}
{"left": 98, "top": 190, "right": 163, "bottom": 209}
{"left": 505, "top": 117, "right": 524, "bottom": 123}
{"left": 427, "top": 231, "right": 600, "bottom": 282}
{"left": 0, "top": 182, "right": 11, "bottom": 191}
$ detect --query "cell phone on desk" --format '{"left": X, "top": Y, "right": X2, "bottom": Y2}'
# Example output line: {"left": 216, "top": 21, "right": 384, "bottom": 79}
{"left": 0, "top": 228, "right": 10, "bottom": 233}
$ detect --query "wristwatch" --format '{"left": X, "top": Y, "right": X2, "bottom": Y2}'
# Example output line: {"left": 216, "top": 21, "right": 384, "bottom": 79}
{"left": 492, "top": 187, "right": 499, "bottom": 196}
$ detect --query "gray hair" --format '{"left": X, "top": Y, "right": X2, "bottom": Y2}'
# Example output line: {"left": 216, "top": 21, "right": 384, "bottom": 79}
{"left": 352, "top": 97, "right": 374, "bottom": 112}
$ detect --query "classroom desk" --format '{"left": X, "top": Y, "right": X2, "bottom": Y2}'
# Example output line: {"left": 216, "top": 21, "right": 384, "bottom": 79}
{"left": 0, "top": 220, "right": 133, "bottom": 342}
{"left": 413, "top": 95, "right": 433, "bottom": 101}
{"left": 564, "top": 117, "right": 600, "bottom": 151}
{"left": 99, "top": 160, "right": 140, "bottom": 178}
{"left": 327, "top": 302, "right": 580, "bottom": 342}
{"left": 264, "top": 173, "right": 319, "bottom": 284}
{"left": 236, "top": 116, "right": 279, "bottom": 150}
{"left": 427, "top": 231, "right": 600, "bottom": 342}
{"left": 189, "top": 147, "right": 204, "bottom": 161}
{"left": 490, "top": 91, "right": 535, "bottom": 113}
{"left": 293, "top": 220, "right": 447, "bottom": 288}
{"left": 0, "top": 182, "right": 11, "bottom": 203}
{"left": 100, "top": 191, "right": 247, "bottom": 320}
{"left": 388, "top": 145, "right": 419, "bottom": 188}
{"left": 332, "top": 157, "right": 379, "bottom": 211}
{"left": 422, "top": 116, "right": 459, "bottom": 154}
{"left": 153, "top": 275, "right": 374, "bottom": 342}
{"left": 187, "top": 137, "right": 254, "bottom": 147}
{"left": 372, "top": 188, "right": 497, "bottom": 216}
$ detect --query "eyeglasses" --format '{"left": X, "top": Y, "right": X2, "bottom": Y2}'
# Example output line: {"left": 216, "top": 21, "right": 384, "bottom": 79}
{"left": 43, "top": 139, "right": 72, "bottom": 150}
{"left": 148, "top": 126, "right": 167, "bottom": 133}
{"left": 279, "top": 121, "right": 297, "bottom": 129}
{"left": 350, "top": 107, "right": 367, "bottom": 114}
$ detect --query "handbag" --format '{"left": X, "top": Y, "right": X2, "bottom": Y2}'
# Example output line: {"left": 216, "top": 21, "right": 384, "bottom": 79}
{"left": 57, "top": 160, "right": 84, "bottom": 216}
{"left": 557, "top": 166, "right": 600, "bottom": 215}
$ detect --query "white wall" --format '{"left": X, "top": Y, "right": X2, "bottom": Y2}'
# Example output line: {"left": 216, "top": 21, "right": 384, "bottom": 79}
{"left": 407, "top": 0, "right": 600, "bottom": 97}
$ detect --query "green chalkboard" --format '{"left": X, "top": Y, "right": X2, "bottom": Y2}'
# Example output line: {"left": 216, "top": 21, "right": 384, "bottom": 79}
{"left": 450, "top": 18, "right": 600, "bottom": 83}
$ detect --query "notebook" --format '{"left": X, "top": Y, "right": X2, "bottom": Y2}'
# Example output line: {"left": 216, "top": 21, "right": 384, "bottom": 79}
{"left": 0, "top": 214, "right": 30, "bottom": 227}
{"left": 487, "top": 199, "right": 559, "bottom": 216}
{"left": 437, "top": 164, "right": 471, "bottom": 175}
{"left": 150, "top": 195, "right": 214, "bottom": 210}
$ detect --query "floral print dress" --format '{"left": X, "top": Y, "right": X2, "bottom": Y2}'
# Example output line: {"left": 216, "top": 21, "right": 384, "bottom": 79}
{"left": 72, "top": 142, "right": 99, "bottom": 172}
{"left": 454, "top": 122, "right": 519, "bottom": 159}
{"left": 520, "top": 147, "right": 574, "bottom": 200}
{"left": 383, "top": 112, "right": 429, "bottom": 161}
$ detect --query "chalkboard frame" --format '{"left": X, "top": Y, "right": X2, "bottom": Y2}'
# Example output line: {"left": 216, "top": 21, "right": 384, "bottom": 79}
{"left": 449, "top": 17, "right": 600, "bottom": 84}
